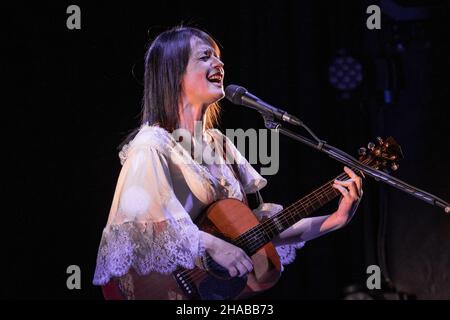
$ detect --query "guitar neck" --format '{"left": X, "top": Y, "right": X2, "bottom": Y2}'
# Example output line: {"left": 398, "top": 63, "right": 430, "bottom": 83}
{"left": 230, "top": 137, "right": 401, "bottom": 256}
{"left": 234, "top": 164, "right": 368, "bottom": 256}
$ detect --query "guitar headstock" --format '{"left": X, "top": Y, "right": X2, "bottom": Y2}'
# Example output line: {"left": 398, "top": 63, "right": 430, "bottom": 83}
{"left": 358, "top": 137, "right": 403, "bottom": 172}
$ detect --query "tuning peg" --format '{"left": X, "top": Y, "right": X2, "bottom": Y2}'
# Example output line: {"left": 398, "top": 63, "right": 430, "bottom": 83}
{"left": 358, "top": 147, "right": 367, "bottom": 156}
{"left": 367, "top": 142, "right": 376, "bottom": 150}
{"left": 376, "top": 137, "right": 384, "bottom": 145}
{"left": 391, "top": 162, "right": 399, "bottom": 171}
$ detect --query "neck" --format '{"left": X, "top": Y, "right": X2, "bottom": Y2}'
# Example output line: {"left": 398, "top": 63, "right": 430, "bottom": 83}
{"left": 179, "top": 98, "right": 207, "bottom": 134}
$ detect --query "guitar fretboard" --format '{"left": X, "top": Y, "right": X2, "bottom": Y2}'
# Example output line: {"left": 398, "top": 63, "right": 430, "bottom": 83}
{"left": 232, "top": 159, "right": 370, "bottom": 256}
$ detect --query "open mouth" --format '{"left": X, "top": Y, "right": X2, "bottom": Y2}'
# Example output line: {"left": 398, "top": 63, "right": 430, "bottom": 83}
{"left": 207, "top": 71, "right": 224, "bottom": 86}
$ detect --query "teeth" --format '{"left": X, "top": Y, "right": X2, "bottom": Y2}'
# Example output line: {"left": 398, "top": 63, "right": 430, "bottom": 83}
{"left": 208, "top": 74, "right": 222, "bottom": 81}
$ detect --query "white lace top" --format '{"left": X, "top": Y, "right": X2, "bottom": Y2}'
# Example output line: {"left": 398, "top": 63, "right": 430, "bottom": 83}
{"left": 93, "top": 124, "right": 305, "bottom": 286}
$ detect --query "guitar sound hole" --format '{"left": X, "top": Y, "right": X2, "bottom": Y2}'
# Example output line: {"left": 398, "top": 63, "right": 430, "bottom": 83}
{"left": 203, "top": 256, "right": 233, "bottom": 280}
{"left": 199, "top": 255, "right": 247, "bottom": 300}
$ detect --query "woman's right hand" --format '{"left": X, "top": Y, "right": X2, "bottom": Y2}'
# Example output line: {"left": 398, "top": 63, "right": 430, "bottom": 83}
{"left": 200, "top": 231, "right": 253, "bottom": 277}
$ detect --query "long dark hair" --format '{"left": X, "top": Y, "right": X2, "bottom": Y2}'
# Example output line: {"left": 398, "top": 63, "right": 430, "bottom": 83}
{"left": 119, "top": 26, "right": 221, "bottom": 149}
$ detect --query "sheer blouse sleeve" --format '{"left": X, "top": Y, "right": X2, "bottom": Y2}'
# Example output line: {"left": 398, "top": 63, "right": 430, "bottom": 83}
{"left": 93, "top": 143, "right": 205, "bottom": 285}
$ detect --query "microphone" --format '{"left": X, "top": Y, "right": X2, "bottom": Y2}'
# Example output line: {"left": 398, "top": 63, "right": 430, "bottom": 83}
{"left": 225, "top": 84, "right": 302, "bottom": 126}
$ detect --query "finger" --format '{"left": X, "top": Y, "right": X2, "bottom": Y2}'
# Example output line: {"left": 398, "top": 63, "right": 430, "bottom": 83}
{"left": 346, "top": 180, "right": 359, "bottom": 200}
{"left": 334, "top": 179, "right": 353, "bottom": 189}
{"left": 335, "top": 179, "right": 360, "bottom": 199}
{"left": 241, "top": 258, "right": 253, "bottom": 273}
{"left": 344, "top": 167, "right": 363, "bottom": 195}
{"left": 228, "top": 266, "right": 238, "bottom": 277}
{"left": 235, "top": 262, "right": 248, "bottom": 277}
{"left": 343, "top": 166, "right": 361, "bottom": 186}
{"left": 344, "top": 166, "right": 357, "bottom": 179}
{"left": 242, "top": 253, "right": 253, "bottom": 267}
{"left": 334, "top": 178, "right": 349, "bottom": 186}
{"left": 355, "top": 178, "right": 362, "bottom": 196}
{"left": 237, "top": 249, "right": 252, "bottom": 266}
{"left": 333, "top": 183, "right": 349, "bottom": 197}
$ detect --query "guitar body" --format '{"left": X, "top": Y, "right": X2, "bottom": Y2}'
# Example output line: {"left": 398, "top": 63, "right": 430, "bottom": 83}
{"left": 102, "top": 198, "right": 282, "bottom": 300}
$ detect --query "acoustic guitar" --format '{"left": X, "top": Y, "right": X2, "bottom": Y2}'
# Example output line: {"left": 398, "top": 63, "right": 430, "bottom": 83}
{"left": 102, "top": 137, "right": 402, "bottom": 300}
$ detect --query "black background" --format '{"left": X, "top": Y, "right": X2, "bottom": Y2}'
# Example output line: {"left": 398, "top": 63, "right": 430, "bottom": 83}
{"left": 6, "top": 1, "right": 450, "bottom": 300}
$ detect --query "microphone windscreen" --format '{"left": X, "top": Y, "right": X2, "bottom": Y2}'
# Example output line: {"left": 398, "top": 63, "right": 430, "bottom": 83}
{"left": 225, "top": 85, "right": 247, "bottom": 105}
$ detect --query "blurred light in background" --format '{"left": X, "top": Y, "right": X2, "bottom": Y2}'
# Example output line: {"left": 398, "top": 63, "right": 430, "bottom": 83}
{"left": 328, "top": 50, "right": 363, "bottom": 99}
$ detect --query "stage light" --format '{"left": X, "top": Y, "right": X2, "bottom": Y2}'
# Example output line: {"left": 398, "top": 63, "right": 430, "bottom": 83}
{"left": 328, "top": 51, "right": 363, "bottom": 95}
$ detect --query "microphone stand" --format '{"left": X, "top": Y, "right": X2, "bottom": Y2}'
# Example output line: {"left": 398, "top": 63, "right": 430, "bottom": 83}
{"left": 260, "top": 113, "right": 450, "bottom": 214}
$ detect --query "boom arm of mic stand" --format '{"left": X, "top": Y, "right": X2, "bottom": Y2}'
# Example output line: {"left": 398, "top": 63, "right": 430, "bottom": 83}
{"left": 262, "top": 115, "right": 450, "bottom": 214}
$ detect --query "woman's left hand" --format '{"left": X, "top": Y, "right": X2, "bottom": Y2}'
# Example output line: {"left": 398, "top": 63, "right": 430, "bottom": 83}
{"left": 332, "top": 166, "right": 363, "bottom": 227}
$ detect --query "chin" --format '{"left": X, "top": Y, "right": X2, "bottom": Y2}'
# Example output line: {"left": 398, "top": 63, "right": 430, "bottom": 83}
{"left": 207, "top": 88, "right": 225, "bottom": 104}
{"left": 216, "top": 89, "right": 225, "bottom": 101}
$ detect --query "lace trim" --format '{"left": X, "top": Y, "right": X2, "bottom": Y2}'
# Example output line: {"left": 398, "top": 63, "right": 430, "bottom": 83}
{"left": 276, "top": 241, "right": 306, "bottom": 266}
{"left": 252, "top": 202, "right": 306, "bottom": 267}
{"left": 93, "top": 218, "right": 205, "bottom": 285}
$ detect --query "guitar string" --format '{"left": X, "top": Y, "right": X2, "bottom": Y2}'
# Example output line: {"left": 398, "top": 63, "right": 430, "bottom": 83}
{"left": 230, "top": 157, "right": 370, "bottom": 248}
{"left": 178, "top": 172, "right": 352, "bottom": 283}
{"left": 177, "top": 175, "right": 344, "bottom": 282}
{"left": 178, "top": 169, "right": 362, "bottom": 283}
{"left": 191, "top": 171, "right": 349, "bottom": 263}
{"left": 180, "top": 179, "right": 350, "bottom": 283}
{"left": 178, "top": 177, "right": 345, "bottom": 283}
{"left": 178, "top": 159, "right": 370, "bottom": 283}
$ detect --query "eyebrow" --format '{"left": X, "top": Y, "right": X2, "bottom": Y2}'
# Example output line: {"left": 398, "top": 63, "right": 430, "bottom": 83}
{"left": 196, "top": 46, "right": 219, "bottom": 57}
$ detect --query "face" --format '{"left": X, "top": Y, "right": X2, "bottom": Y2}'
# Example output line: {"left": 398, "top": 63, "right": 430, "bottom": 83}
{"left": 181, "top": 37, "right": 225, "bottom": 108}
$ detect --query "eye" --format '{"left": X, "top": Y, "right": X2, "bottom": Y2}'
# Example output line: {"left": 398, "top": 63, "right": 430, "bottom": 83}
{"left": 200, "top": 51, "right": 211, "bottom": 61}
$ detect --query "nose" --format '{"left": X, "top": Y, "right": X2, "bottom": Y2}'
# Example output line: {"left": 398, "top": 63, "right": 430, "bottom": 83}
{"left": 211, "top": 56, "right": 224, "bottom": 69}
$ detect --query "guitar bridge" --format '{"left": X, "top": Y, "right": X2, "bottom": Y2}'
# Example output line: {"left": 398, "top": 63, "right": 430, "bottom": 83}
{"left": 172, "top": 268, "right": 200, "bottom": 299}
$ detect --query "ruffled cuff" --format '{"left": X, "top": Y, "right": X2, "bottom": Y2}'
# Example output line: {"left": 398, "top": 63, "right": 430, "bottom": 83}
{"left": 237, "top": 163, "right": 267, "bottom": 194}
{"left": 252, "top": 202, "right": 306, "bottom": 269}
{"left": 275, "top": 242, "right": 306, "bottom": 267}
{"left": 93, "top": 218, "right": 204, "bottom": 285}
